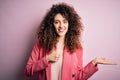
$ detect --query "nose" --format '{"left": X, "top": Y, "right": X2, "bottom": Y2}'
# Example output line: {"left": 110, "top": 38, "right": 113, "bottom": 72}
{"left": 59, "top": 22, "right": 64, "bottom": 28}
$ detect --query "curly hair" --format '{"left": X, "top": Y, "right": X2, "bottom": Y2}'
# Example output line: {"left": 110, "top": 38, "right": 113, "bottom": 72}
{"left": 37, "top": 2, "right": 83, "bottom": 53}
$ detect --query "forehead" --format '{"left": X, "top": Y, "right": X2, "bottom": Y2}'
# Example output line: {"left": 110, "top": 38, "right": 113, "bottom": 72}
{"left": 54, "top": 13, "right": 67, "bottom": 20}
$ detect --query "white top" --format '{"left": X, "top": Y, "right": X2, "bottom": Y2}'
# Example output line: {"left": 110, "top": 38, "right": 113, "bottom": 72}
{"left": 51, "top": 56, "right": 63, "bottom": 80}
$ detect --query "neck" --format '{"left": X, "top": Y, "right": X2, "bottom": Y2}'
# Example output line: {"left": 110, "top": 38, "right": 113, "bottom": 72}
{"left": 56, "top": 36, "right": 65, "bottom": 47}
{"left": 57, "top": 36, "right": 65, "bottom": 43}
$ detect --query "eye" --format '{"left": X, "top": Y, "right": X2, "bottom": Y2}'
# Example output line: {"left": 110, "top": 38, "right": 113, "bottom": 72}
{"left": 54, "top": 21, "right": 59, "bottom": 24}
{"left": 63, "top": 20, "right": 68, "bottom": 23}
{"left": 63, "top": 21, "right": 68, "bottom": 23}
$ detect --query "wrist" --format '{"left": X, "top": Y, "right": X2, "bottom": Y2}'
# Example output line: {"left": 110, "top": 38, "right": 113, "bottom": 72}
{"left": 92, "top": 59, "right": 97, "bottom": 66}
{"left": 46, "top": 55, "right": 49, "bottom": 62}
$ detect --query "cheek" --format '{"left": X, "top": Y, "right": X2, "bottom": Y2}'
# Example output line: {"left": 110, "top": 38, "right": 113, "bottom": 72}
{"left": 54, "top": 25, "right": 58, "bottom": 31}
{"left": 66, "top": 24, "right": 69, "bottom": 30}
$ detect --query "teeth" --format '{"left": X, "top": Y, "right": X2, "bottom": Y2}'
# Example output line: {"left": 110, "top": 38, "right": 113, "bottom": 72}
{"left": 60, "top": 30, "right": 63, "bottom": 31}
{"left": 58, "top": 29, "right": 64, "bottom": 31}
{"left": 59, "top": 29, "right": 64, "bottom": 32}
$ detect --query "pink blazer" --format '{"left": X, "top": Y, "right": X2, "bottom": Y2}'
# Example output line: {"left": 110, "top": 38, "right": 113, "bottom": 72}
{"left": 25, "top": 40, "right": 98, "bottom": 80}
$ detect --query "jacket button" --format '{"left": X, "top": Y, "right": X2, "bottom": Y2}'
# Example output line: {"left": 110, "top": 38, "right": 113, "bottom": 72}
{"left": 72, "top": 74, "right": 75, "bottom": 77}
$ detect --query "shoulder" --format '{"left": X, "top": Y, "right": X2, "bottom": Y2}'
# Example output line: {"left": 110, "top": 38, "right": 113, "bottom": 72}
{"left": 74, "top": 48, "right": 83, "bottom": 58}
{"left": 75, "top": 48, "right": 83, "bottom": 53}
{"left": 33, "top": 39, "right": 42, "bottom": 50}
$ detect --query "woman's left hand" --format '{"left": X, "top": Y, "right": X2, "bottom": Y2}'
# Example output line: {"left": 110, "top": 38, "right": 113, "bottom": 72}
{"left": 92, "top": 57, "right": 117, "bottom": 66}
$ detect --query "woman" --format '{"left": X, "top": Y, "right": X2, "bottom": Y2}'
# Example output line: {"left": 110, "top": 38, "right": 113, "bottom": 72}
{"left": 25, "top": 3, "right": 116, "bottom": 80}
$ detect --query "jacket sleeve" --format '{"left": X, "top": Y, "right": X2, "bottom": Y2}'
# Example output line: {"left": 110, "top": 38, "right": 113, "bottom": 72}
{"left": 25, "top": 40, "right": 48, "bottom": 77}
{"left": 76, "top": 49, "right": 98, "bottom": 80}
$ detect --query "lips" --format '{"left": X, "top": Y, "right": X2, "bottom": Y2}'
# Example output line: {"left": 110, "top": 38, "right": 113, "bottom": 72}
{"left": 58, "top": 28, "right": 65, "bottom": 32}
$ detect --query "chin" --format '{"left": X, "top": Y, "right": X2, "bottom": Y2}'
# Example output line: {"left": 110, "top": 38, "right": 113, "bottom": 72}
{"left": 58, "top": 34, "right": 66, "bottom": 37}
{"left": 57, "top": 32, "right": 67, "bottom": 37}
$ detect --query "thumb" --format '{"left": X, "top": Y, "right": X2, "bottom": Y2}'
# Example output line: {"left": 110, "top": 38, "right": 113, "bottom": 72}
{"left": 56, "top": 54, "right": 60, "bottom": 58}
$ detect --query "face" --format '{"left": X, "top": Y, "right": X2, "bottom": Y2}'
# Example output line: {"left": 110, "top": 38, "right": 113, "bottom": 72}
{"left": 53, "top": 13, "right": 69, "bottom": 38}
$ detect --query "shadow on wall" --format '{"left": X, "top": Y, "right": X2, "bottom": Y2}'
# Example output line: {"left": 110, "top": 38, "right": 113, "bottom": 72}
{"left": 14, "top": 38, "right": 38, "bottom": 80}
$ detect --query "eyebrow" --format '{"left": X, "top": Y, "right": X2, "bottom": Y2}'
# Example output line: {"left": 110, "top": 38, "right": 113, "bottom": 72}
{"left": 63, "top": 19, "right": 68, "bottom": 21}
{"left": 54, "top": 19, "right": 68, "bottom": 21}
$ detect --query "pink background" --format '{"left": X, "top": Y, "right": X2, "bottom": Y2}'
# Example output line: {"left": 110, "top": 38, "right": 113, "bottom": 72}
{"left": 0, "top": 0, "right": 120, "bottom": 80}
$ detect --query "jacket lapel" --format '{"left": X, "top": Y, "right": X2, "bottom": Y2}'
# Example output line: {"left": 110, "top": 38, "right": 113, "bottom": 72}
{"left": 61, "top": 48, "right": 72, "bottom": 80}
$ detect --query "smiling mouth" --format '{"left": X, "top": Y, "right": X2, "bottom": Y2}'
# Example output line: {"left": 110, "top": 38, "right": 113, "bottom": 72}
{"left": 58, "top": 28, "right": 65, "bottom": 32}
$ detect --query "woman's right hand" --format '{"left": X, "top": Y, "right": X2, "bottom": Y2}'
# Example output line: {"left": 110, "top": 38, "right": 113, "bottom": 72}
{"left": 46, "top": 52, "right": 60, "bottom": 62}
